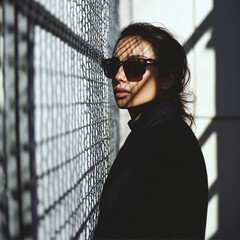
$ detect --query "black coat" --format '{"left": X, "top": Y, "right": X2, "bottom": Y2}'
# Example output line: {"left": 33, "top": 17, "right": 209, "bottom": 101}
{"left": 94, "top": 101, "right": 208, "bottom": 239}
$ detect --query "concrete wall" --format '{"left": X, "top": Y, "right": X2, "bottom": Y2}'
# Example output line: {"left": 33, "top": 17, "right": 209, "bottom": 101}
{"left": 119, "top": 0, "right": 240, "bottom": 239}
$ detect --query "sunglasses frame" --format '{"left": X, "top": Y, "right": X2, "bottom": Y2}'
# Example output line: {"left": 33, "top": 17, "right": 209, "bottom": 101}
{"left": 102, "top": 57, "right": 160, "bottom": 79}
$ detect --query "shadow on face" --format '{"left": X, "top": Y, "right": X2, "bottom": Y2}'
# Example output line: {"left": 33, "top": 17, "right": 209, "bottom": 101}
{"left": 112, "top": 36, "right": 174, "bottom": 109}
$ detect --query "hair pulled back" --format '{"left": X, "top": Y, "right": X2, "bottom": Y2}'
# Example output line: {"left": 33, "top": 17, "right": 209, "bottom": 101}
{"left": 114, "top": 22, "right": 194, "bottom": 126}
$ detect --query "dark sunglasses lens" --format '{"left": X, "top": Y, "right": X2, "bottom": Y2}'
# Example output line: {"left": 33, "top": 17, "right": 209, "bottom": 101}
{"left": 103, "top": 58, "right": 119, "bottom": 78}
{"left": 124, "top": 58, "right": 146, "bottom": 78}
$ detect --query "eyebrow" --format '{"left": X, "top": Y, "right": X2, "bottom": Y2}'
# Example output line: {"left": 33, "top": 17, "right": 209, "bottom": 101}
{"left": 112, "top": 54, "right": 150, "bottom": 61}
{"left": 127, "top": 54, "right": 148, "bottom": 59}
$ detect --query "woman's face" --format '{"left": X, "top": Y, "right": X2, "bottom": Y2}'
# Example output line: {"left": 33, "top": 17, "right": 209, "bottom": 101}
{"left": 112, "top": 36, "right": 162, "bottom": 109}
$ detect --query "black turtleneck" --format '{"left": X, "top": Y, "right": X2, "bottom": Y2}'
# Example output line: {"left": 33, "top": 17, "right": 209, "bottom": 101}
{"left": 94, "top": 101, "right": 208, "bottom": 239}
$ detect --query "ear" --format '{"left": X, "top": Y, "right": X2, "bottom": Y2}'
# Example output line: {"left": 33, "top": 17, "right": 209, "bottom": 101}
{"left": 161, "top": 70, "right": 176, "bottom": 90}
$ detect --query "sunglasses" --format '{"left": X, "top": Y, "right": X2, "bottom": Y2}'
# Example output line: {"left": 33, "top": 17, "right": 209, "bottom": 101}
{"left": 102, "top": 57, "right": 160, "bottom": 79}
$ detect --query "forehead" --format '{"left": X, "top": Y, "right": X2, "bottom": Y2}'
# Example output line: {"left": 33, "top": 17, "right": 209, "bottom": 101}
{"left": 113, "top": 36, "right": 155, "bottom": 60}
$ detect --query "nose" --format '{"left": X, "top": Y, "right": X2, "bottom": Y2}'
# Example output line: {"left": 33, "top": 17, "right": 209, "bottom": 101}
{"left": 114, "top": 65, "right": 128, "bottom": 83}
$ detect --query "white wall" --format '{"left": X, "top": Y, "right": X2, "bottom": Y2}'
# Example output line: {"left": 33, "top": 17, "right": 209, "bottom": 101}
{"left": 119, "top": 0, "right": 240, "bottom": 239}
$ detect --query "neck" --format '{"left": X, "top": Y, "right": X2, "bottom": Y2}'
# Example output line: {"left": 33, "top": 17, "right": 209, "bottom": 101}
{"left": 128, "top": 100, "right": 158, "bottom": 121}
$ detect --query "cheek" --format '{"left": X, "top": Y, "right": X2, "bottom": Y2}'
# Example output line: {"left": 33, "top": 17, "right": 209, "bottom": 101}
{"left": 133, "top": 77, "right": 160, "bottom": 99}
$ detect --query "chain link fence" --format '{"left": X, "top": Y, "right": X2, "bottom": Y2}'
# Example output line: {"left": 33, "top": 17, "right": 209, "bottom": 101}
{"left": 0, "top": 0, "right": 119, "bottom": 239}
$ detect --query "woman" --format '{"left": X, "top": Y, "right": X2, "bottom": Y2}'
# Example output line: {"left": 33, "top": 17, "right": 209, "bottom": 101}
{"left": 94, "top": 22, "right": 208, "bottom": 239}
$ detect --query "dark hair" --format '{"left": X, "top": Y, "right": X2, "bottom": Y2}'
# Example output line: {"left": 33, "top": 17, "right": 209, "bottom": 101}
{"left": 114, "top": 22, "right": 194, "bottom": 126}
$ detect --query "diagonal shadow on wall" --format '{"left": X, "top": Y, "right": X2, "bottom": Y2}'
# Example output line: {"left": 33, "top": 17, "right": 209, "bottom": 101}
{"left": 183, "top": 0, "right": 240, "bottom": 239}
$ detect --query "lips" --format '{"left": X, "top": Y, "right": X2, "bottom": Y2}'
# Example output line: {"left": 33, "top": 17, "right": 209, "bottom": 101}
{"left": 114, "top": 87, "right": 131, "bottom": 98}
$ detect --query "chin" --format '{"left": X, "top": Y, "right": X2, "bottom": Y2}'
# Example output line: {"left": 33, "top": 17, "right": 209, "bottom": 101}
{"left": 116, "top": 103, "right": 128, "bottom": 109}
{"left": 115, "top": 98, "right": 128, "bottom": 109}
{"left": 116, "top": 101, "right": 147, "bottom": 109}
{"left": 115, "top": 96, "right": 156, "bottom": 109}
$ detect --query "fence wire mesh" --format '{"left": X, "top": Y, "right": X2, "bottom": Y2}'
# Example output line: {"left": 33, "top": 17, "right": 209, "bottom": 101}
{"left": 0, "top": 3, "right": 6, "bottom": 240}
{"left": 1, "top": 0, "right": 119, "bottom": 239}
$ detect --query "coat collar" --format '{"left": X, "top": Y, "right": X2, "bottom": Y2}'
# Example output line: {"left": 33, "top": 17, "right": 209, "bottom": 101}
{"left": 127, "top": 100, "right": 178, "bottom": 131}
